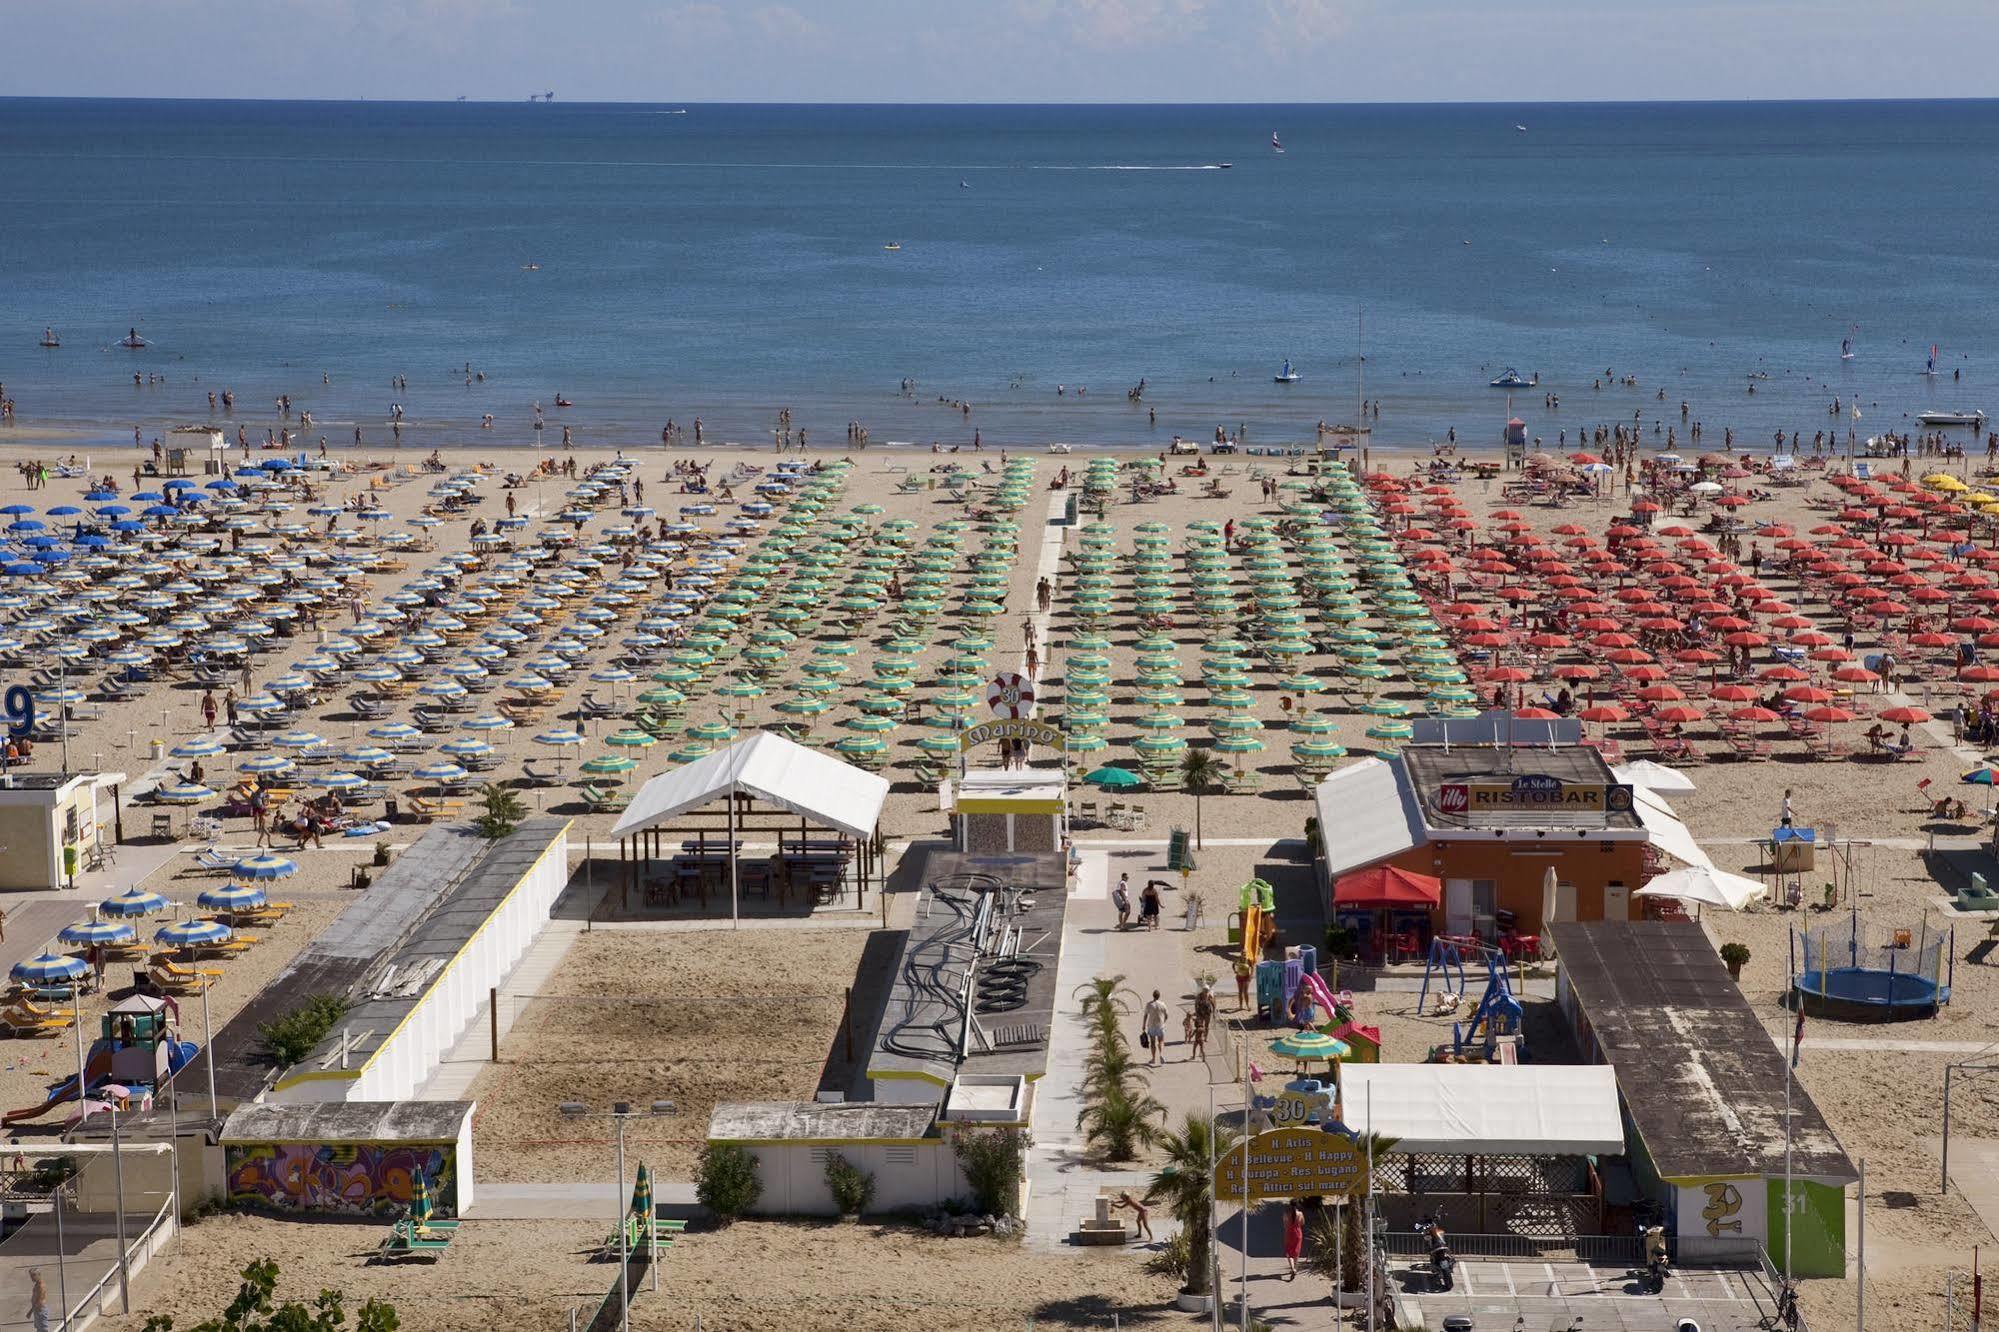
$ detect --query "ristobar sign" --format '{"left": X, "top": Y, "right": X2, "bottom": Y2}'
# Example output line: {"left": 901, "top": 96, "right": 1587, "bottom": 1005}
{"left": 1435, "top": 775, "right": 1633, "bottom": 815}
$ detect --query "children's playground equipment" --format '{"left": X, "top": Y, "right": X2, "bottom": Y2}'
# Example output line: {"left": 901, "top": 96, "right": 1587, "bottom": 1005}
{"left": 1419, "top": 937, "right": 1525, "bottom": 1060}
{"left": 1792, "top": 907, "right": 1950, "bottom": 1022}
{"left": 1229, "top": 877, "right": 1278, "bottom": 966}
{"left": 3, "top": 995, "right": 196, "bottom": 1125}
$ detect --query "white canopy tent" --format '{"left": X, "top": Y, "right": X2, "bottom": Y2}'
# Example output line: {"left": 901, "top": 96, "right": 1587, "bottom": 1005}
{"left": 1631, "top": 785, "right": 1711, "bottom": 869}
{"left": 1338, "top": 1063, "right": 1624, "bottom": 1156}
{"left": 611, "top": 731, "right": 890, "bottom": 924}
{"left": 1612, "top": 759, "right": 1697, "bottom": 795}
{"left": 1635, "top": 865, "right": 1766, "bottom": 911}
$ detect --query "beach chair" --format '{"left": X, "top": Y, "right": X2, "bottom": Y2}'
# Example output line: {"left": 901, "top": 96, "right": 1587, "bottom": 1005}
{"left": 0, "top": 1001, "right": 77, "bottom": 1037}
{"left": 348, "top": 693, "right": 391, "bottom": 720}
{"left": 226, "top": 902, "right": 295, "bottom": 926}
{"left": 519, "top": 759, "right": 564, "bottom": 788}
{"left": 375, "top": 1216, "right": 461, "bottom": 1264}
{"left": 145, "top": 964, "right": 214, "bottom": 995}
{"left": 581, "top": 785, "right": 631, "bottom": 814}
{"left": 193, "top": 845, "right": 242, "bottom": 875}
{"left": 406, "top": 795, "right": 465, "bottom": 822}
{"left": 600, "top": 1215, "right": 686, "bottom": 1260}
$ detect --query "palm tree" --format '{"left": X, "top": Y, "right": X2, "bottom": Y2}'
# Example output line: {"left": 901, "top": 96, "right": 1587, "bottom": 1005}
{"left": 1081, "top": 1033, "right": 1144, "bottom": 1102}
{"left": 1074, "top": 975, "right": 1136, "bottom": 1045}
{"left": 1147, "top": 1113, "right": 1239, "bottom": 1296}
{"left": 1077, "top": 1080, "right": 1166, "bottom": 1162}
{"left": 1179, "top": 746, "right": 1224, "bottom": 849}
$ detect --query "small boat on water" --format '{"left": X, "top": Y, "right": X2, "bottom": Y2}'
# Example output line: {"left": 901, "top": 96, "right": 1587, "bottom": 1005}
{"left": 883, "top": 242, "right": 902, "bottom": 251}
{"left": 1217, "top": 162, "right": 1233, "bottom": 169}
{"left": 1918, "top": 409, "right": 1986, "bottom": 428}
{"left": 38, "top": 328, "right": 59, "bottom": 349}
{"left": 521, "top": 262, "right": 540, "bottom": 271}
{"left": 1273, "top": 360, "right": 1300, "bottom": 384}
{"left": 119, "top": 328, "right": 147, "bottom": 349}
{"left": 1489, "top": 368, "right": 1533, "bottom": 389}
{"left": 1514, "top": 124, "right": 1528, "bottom": 132}
{"left": 1841, "top": 337, "right": 1854, "bottom": 360}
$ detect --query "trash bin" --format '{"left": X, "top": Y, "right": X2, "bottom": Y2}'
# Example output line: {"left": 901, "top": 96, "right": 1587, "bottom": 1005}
{"left": 149, "top": 739, "right": 165, "bottom": 760}
{"left": 383, "top": 797, "right": 399, "bottom": 824}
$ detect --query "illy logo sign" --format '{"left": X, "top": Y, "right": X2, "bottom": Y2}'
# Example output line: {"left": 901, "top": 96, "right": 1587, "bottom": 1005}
{"left": 1436, "top": 783, "right": 1469, "bottom": 813}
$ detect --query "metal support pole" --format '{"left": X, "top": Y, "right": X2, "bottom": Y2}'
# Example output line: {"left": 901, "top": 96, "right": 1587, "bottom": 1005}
{"left": 201, "top": 983, "right": 217, "bottom": 1120}
{"left": 110, "top": 1103, "right": 130, "bottom": 1314}
{"left": 1857, "top": 1157, "right": 1866, "bottom": 1332}
{"left": 72, "top": 1003, "right": 87, "bottom": 1119}
{"left": 54, "top": 1179, "right": 69, "bottom": 1332}
{"left": 616, "top": 1113, "right": 630, "bottom": 1332}
{"left": 1947, "top": 1065, "right": 1955, "bottom": 1194}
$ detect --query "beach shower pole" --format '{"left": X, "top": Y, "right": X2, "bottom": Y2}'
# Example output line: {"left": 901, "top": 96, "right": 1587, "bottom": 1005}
{"left": 201, "top": 982, "right": 217, "bottom": 1119}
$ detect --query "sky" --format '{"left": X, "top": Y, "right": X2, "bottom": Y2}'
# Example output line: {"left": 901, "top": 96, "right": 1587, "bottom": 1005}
{"left": 14, "top": 0, "right": 1999, "bottom": 103}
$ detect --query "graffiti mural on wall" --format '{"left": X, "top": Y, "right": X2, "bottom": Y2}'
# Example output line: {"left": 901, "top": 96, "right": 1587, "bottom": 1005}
{"left": 227, "top": 1142, "right": 456, "bottom": 1216}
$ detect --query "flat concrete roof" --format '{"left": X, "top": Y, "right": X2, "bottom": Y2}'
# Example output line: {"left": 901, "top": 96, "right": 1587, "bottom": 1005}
{"left": 221, "top": 1099, "right": 474, "bottom": 1144}
{"left": 1550, "top": 920, "right": 1854, "bottom": 1183}
{"left": 867, "top": 847, "right": 1067, "bottom": 1086}
{"left": 709, "top": 1101, "right": 940, "bottom": 1142}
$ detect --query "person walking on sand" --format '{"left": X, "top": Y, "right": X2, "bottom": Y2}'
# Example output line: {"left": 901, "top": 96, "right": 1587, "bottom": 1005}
{"left": 1780, "top": 788, "right": 1795, "bottom": 829}
{"left": 1141, "top": 990, "right": 1169, "bottom": 1067}
{"left": 199, "top": 690, "right": 217, "bottom": 731}
{"left": 1192, "top": 984, "right": 1214, "bottom": 1062}
{"left": 1140, "top": 879, "right": 1162, "bottom": 930}
{"left": 1283, "top": 1201, "right": 1305, "bottom": 1280}
{"left": 1112, "top": 873, "right": 1132, "bottom": 929}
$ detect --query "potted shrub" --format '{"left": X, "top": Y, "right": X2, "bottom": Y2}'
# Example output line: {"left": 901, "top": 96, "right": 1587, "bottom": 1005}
{"left": 1720, "top": 942, "right": 1751, "bottom": 980}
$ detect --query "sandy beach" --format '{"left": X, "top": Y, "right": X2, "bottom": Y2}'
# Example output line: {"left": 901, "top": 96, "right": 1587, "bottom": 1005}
{"left": 0, "top": 424, "right": 1990, "bottom": 1331}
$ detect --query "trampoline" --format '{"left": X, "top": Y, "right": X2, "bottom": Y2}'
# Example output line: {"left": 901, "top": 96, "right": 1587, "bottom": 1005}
{"left": 1792, "top": 909, "right": 1951, "bottom": 1023}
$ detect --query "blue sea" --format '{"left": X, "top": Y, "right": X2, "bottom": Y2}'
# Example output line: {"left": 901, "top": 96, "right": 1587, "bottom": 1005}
{"left": 3, "top": 98, "right": 1998, "bottom": 452}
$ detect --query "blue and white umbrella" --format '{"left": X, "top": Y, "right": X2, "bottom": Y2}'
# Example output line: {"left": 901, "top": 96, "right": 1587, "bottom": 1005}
{"left": 154, "top": 919, "right": 233, "bottom": 948}
{"left": 155, "top": 782, "right": 215, "bottom": 805}
{"left": 197, "top": 884, "right": 267, "bottom": 912}
{"left": 462, "top": 714, "right": 514, "bottom": 732}
{"left": 171, "top": 738, "right": 226, "bottom": 759}
{"left": 413, "top": 761, "right": 468, "bottom": 784}
{"left": 272, "top": 729, "right": 324, "bottom": 749}
{"left": 11, "top": 952, "right": 86, "bottom": 985}
{"left": 239, "top": 754, "right": 296, "bottom": 776}
{"left": 368, "top": 723, "right": 421, "bottom": 742}
{"left": 100, "top": 887, "right": 171, "bottom": 918}
{"left": 439, "top": 738, "right": 492, "bottom": 758}
{"left": 59, "top": 920, "right": 135, "bottom": 948}
{"left": 319, "top": 771, "right": 368, "bottom": 791}
{"left": 533, "top": 728, "right": 584, "bottom": 747}
{"left": 342, "top": 746, "right": 394, "bottom": 767}
{"left": 233, "top": 853, "right": 298, "bottom": 880}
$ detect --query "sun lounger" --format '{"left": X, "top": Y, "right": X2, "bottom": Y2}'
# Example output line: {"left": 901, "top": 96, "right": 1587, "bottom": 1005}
{"left": 151, "top": 955, "right": 225, "bottom": 979}
{"left": 375, "top": 1216, "right": 460, "bottom": 1264}
{"left": 193, "top": 846, "right": 242, "bottom": 874}
{"left": 581, "top": 785, "right": 631, "bottom": 814}
{"left": 406, "top": 795, "right": 465, "bottom": 822}
{"left": 145, "top": 965, "right": 214, "bottom": 994}
{"left": 601, "top": 1215, "right": 686, "bottom": 1259}
{"left": 519, "top": 760, "right": 564, "bottom": 787}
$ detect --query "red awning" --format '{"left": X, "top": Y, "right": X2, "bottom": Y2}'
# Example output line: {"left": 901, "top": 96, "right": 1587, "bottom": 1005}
{"left": 1333, "top": 865, "right": 1442, "bottom": 908}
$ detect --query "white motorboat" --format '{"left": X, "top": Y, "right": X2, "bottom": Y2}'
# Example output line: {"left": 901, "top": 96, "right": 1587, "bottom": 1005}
{"left": 1918, "top": 410, "right": 1985, "bottom": 428}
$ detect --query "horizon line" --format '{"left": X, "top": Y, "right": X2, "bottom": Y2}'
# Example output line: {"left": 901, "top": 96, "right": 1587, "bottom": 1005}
{"left": 5, "top": 94, "right": 1999, "bottom": 109}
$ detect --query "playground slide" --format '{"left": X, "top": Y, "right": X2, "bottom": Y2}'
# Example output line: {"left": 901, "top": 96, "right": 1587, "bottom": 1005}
{"left": 1241, "top": 904, "right": 1263, "bottom": 968}
{"left": 3, "top": 1046, "right": 113, "bottom": 1126}
{"left": 1296, "top": 971, "right": 1342, "bottom": 1025}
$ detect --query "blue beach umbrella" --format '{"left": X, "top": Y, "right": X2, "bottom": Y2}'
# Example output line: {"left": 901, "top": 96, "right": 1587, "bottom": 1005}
{"left": 153, "top": 919, "right": 233, "bottom": 948}
{"left": 233, "top": 853, "right": 298, "bottom": 880}
{"left": 197, "top": 884, "right": 267, "bottom": 912}
{"left": 100, "top": 887, "right": 171, "bottom": 918}
{"left": 11, "top": 952, "right": 86, "bottom": 986}
{"left": 59, "top": 920, "right": 135, "bottom": 948}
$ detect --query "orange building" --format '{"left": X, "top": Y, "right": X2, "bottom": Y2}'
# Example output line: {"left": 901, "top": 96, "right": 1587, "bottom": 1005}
{"left": 1313, "top": 743, "right": 1698, "bottom": 951}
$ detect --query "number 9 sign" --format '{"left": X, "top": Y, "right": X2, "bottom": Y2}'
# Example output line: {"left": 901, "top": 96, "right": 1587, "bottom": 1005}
{"left": 3, "top": 686, "right": 33, "bottom": 739}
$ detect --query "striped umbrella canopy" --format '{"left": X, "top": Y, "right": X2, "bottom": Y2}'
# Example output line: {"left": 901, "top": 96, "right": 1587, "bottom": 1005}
{"left": 155, "top": 782, "right": 215, "bottom": 804}
{"left": 238, "top": 754, "right": 295, "bottom": 777}
{"left": 413, "top": 762, "right": 469, "bottom": 784}
{"left": 580, "top": 754, "right": 637, "bottom": 777}
{"left": 604, "top": 729, "right": 657, "bottom": 748}
{"left": 1267, "top": 1030, "right": 1350, "bottom": 1064}
{"left": 272, "top": 729, "right": 325, "bottom": 749}
{"left": 462, "top": 714, "right": 515, "bottom": 732}
{"left": 198, "top": 884, "right": 268, "bottom": 912}
{"left": 11, "top": 951, "right": 86, "bottom": 985}
{"left": 100, "top": 887, "right": 171, "bottom": 918}
{"left": 368, "top": 722, "right": 422, "bottom": 741}
{"left": 439, "top": 738, "right": 493, "bottom": 758}
{"left": 685, "top": 721, "right": 737, "bottom": 744}
{"left": 533, "top": 729, "right": 585, "bottom": 747}
{"left": 153, "top": 918, "right": 233, "bottom": 949}
{"left": 342, "top": 746, "right": 394, "bottom": 766}
{"left": 59, "top": 920, "right": 135, "bottom": 948}
{"left": 234, "top": 853, "right": 299, "bottom": 880}
{"left": 319, "top": 771, "right": 368, "bottom": 791}
{"left": 170, "top": 738, "right": 226, "bottom": 759}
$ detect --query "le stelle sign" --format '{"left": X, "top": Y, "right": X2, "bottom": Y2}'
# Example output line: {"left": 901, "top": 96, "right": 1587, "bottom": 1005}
{"left": 1434, "top": 774, "right": 1634, "bottom": 817}
{"left": 1215, "top": 1126, "right": 1368, "bottom": 1202}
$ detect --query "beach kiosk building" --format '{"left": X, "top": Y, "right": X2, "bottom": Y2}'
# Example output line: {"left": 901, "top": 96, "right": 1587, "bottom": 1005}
{"left": 1549, "top": 920, "right": 1855, "bottom": 1276}
{"left": 1312, "top": 725, "right": 1708, "bottom": 946}
{"left": 0, "top": 770, "right": 125, "bottom": 891}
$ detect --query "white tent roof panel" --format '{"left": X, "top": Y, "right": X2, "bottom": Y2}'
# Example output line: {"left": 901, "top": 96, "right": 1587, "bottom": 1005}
{"left": 1312, "top": 757, "right": 1428, "bottom": 881}
{"left": 610, "top": 730, "right": 888, "bottom": 841}
{"left": 1339, "top": 1063, "right": 1624, "bottom": 1156}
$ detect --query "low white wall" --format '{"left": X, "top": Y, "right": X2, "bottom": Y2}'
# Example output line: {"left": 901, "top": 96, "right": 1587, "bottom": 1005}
{"left": 346, "top": 827, "right": 568, "bottom": 1103}
{"left": 743, "top": 1140, "right": 971, "bottom": 1217}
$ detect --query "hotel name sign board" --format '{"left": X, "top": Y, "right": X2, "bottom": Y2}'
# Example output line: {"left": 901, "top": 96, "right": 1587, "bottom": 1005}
{"left": 1434, "top": 774, "right": 1634, "bottom": 816}
{"left": 1215, "top": 1127, "right": 1367, "bottom": 1201}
